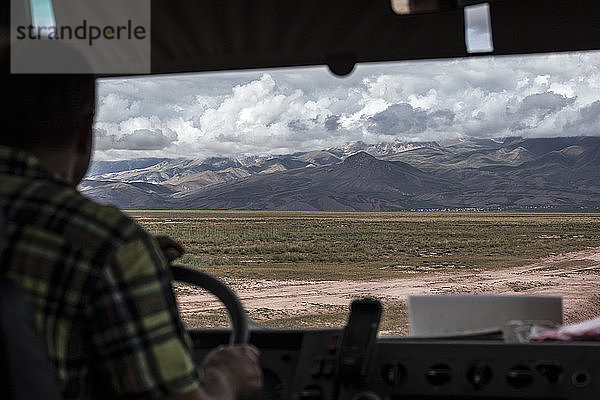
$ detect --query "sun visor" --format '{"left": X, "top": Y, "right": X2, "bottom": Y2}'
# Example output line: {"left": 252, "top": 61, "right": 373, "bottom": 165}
{"left": 12, "top": 0, "right": 599, "bottom": 76}
{"left": 489, "top": 0, "right": 600, "bottom": 56}
{"left": 149, "top": 0, "right": 467, "bottom": 76}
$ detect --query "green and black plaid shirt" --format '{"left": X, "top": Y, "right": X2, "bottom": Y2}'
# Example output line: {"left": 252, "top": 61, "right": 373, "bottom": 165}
{"left": 0, "top": 146, "right": 200, "bottom": 399}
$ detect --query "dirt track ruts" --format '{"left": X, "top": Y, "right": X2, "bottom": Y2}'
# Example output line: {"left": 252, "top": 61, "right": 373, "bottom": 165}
{"left": 175, "top": 246, "right": 600, "bottom": 327}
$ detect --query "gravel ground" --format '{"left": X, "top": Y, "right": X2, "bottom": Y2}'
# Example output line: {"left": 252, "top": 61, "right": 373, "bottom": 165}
{"left": 175, "top": 246, "right": 600, "bottom": 331}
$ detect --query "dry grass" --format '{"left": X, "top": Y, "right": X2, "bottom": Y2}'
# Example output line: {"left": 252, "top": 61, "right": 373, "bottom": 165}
{"left": 130, "top": 211, "right": 600, "bottom": 280}
{"left": 130, "top": 211, "right": 600, "bottom": 332}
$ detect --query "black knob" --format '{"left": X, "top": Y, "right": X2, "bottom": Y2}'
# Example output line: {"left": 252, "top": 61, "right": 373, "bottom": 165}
{"left": 351, "top": 392, "right": 381, "bottom": 400}
{"left": 298, "top": 385, "right": 323, "bottom": 400}
{"left": 535, "top": 361, "right": 562, "bottom": 384}
{"left": 467, "top": 362, "right": 492, "bottom": 389}
{"left": 426, "top": 364, "right": 452, "bottom": 386}
{"left": 506, "top": 365, "right": 534, "bottom": 388}
{"left": 381, "top": 362, "right": 406, "bottom": 385}
{"left": 572, "top": 370, "right": 591, "bottom": 388}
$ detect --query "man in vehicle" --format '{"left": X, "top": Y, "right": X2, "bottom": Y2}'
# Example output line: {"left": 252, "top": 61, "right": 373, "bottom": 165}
{"left": 0, "top": 56, "right": 263, "bottom": 399}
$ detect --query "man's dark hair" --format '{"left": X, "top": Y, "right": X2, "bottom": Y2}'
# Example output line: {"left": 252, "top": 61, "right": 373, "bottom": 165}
{"left": 4, "top": 73, "right": 96, "bottom": 150}
{"left": 1, "top": 25, "right": 96, "bottom": 151}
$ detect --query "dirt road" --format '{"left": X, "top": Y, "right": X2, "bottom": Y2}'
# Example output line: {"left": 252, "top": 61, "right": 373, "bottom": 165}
{"left": 175, "top": 246, "right": 600, "bottom": 330}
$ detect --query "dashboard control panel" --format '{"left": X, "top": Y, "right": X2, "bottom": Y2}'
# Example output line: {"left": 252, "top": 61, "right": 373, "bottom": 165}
{"left": 342, "top": 339, "right": 598, "bottom": 400}
{"left": 190, "top": 329, "right": 599, "bottom": 400}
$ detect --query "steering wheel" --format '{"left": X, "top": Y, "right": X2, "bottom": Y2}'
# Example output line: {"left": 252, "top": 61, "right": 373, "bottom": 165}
{"left": 171, "top": 265, "right": 249, "bottom": 345}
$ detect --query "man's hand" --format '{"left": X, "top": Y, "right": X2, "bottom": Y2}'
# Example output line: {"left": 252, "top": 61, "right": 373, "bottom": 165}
{"left": 202, "top": 345, "right": 263, "bottom": 400}
{"left": 163, "top": 344, "right": 263, "bottom": 400}
{"left": 155, "top": 235, "right": 185, "bottom": 263}
{"left": 154, "top": 236, "right": 262, "bottom": 400}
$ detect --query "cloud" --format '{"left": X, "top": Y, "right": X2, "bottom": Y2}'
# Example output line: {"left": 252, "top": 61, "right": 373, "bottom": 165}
{"left": 427, "top": 110, "right": 455, "bottom": 129}
{"left": 287, "top": 119, "right": 309, "bottom": 132}
{"left": 368, "top": 103, "right": 427, "bottom": 135}
{"left": 581, "top": 100, "right": 600, "bottom": 123}
{"left": 518, "top": 92, "right": 575, "bottom": 117}
{"left": 94, "top": 128, "right": 176, "bottom": 151}
{"left": 92, "top": 50, "right": 600, "bottom": 160}
{"left": 324, "top": 115, "right": 341, "bottom": 131}
{"left": 510, "top": 92, "right": 576, "bottom": 132}
{"left": 367, "top": 104, "right": 455, "bottom": 135}
{"left": 565, "top": 100, "right": 600, "bottom": 135}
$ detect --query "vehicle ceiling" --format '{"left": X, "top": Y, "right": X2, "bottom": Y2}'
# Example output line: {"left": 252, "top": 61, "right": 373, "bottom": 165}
{"left": 135, "top": 0, "right": 599, "bottom": 76}
{"left": 5, "top": 0, "right": 600, "bottom": 77}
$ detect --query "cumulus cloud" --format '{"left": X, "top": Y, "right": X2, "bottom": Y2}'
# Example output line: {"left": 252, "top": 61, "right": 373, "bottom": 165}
{"left": 93, "top": 51, "right": 600, "bottom": 160}
{"left": 368, "top": 103, "right": 427, "bottom": 135}
{"left": 324, "top": 115, "right": 341, "bottom": 131}
{"left": 95, "top": 128, "right": 177, "bottom": 151}
{"left": 510, "top": 92, "right": 577, "bottom": 131}
{"left": 581, "top": 100, "right": 600, "bottom": 124}
{"left": 565, "top": 100, "right": 600, "bottom": 135}
{"left": 368, "top": 104, "right": 456, "bottom": 136}
{"left": 428, "top": 110, "right": 455, "bottom": 129}
{"left": 288, "top": 119, "right": 309, "bottom": 132}
{"left": 518, "top": 92, "right": 575, "bottom": 117}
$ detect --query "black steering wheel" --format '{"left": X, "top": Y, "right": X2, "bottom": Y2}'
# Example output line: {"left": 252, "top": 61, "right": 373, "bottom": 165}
{"left": 171, "top": 265, "right": 249, "bottom": 345}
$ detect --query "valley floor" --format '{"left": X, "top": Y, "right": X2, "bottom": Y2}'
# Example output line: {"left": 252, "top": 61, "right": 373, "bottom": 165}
{"left": 175, "top": 246, "right": 600, "bottom": 336}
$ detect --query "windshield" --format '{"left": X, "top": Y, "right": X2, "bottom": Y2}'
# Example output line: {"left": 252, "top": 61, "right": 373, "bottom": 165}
{"left": 88, "top": 51, "right": 600, "bottom": 336}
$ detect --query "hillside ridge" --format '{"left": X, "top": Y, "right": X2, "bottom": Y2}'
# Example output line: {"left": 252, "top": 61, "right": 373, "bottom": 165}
{"left": 81, "top": 136, "right": 600, "bottom": 211}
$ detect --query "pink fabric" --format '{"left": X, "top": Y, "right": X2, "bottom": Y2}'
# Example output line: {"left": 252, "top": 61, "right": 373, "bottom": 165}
{"left": 532, "top": 316, "right": 600, "bottom": 341}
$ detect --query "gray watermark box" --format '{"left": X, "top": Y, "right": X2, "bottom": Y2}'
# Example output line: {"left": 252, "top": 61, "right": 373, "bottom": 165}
{"left": 11, "top": 0, "right": 150, "bottom": 74}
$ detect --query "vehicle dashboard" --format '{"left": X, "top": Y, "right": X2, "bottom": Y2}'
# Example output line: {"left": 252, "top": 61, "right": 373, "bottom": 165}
{"left": 189, "top": 328, "right": 600, "bottom": 400}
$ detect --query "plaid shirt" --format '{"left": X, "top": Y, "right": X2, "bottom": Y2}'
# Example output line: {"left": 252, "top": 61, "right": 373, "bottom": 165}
{"left": 0, "top": 146, "right": 200, "bottom": 399}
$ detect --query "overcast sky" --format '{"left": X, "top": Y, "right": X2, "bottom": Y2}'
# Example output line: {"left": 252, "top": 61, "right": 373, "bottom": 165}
{"left": 94, "top": 50, "right": 600, "bottom": 161}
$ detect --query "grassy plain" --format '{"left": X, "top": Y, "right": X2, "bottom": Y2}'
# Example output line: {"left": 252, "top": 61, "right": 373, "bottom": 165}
{"left": 128, "top": 211, "right": 600, "bottom": 332}
{"left": 129, "top": 211, "right": 600, "bottom": 280}
{"left": 179, "top": 303, "right": 409, "bottom": 334}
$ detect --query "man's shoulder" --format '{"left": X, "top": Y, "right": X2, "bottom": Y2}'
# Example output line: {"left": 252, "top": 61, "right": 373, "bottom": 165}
{"left": 66, "top": 188, "right": 148, "bottom": 247}
{"left": 2, "top": 162, "right": 152, "bottom": 258}
{"left": 9, "top": 175, "right": 147, "bottom": 251}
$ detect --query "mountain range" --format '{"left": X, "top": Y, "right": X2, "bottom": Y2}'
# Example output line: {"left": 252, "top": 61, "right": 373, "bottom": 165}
{"left": 80, "top": 136, "right": 600, "bottom": 211}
